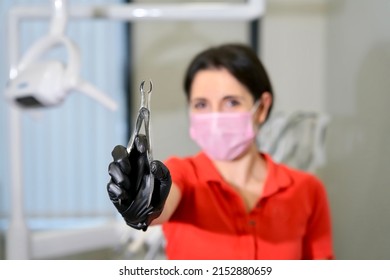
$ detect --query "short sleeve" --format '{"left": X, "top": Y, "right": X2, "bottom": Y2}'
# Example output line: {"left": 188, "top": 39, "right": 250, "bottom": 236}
{"left": 164, "top": 156, "right": 192, "bottom": 197}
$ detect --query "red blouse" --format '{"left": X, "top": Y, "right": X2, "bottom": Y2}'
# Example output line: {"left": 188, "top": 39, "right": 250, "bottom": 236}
{"left": 162, "top": 152, "right": 334, "bottom": 260}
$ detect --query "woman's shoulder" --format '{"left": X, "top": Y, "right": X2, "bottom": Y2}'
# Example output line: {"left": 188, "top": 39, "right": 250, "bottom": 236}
{"left": 271, "top": 162, "right": 329, "bottom": 208}
{"left": 164, "top": 153, "right": 200, "bottom": 171}
{"left": 164, "top": 152, "right": 208, "bottom": 186}
{"left": 266, "top": 154, "right": 326, "bottom": 191}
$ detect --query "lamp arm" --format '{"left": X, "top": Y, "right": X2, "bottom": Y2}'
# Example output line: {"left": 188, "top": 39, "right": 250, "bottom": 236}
{"left": 75, "top": 79, "right": 118, "bottom": 111}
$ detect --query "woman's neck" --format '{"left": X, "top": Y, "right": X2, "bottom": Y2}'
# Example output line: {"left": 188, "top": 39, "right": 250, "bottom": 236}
{"left": 212, "top": 144, "right": 267, "bottom": 189}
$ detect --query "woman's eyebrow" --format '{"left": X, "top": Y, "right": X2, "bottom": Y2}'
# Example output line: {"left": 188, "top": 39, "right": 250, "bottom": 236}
{"left": 190, "top": 97, "right": 207, "bottom": 103}
{"left": 222, "top": 95, "right": 245, "bottom": 101}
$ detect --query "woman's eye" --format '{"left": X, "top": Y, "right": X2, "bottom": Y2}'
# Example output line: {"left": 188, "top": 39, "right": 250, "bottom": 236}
{"left": 226, "top": 99, "right": 241, "bottom": 107}
{"left": 193, "top": 101, "right": 207, "bottom": 110}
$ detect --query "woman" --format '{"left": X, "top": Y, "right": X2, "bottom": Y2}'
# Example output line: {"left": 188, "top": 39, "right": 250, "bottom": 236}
{"left": 107, "top": 43, "right": 334, "bottom": 260}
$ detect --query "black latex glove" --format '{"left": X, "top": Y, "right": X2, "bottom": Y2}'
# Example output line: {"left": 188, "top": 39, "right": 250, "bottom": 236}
{"left": 107, "top": 134, "right": 171, "bottom": 231}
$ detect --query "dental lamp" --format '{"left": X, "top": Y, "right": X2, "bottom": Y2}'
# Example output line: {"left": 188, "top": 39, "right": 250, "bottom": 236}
{"left": 5, "top": 0, "right": 117, "bottom": 111}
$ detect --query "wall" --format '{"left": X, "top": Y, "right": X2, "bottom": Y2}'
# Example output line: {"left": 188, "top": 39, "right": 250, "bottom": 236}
{"left": 321, "top": 0, "right": 390, "bottom": 259}
{"left": 262, "top": 0, "right": 328, "bottom": 114}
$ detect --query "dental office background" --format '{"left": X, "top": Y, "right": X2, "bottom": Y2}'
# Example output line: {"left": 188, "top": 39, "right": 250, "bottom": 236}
{"left": 0, "top": 0, "right": 389, "bottom": 260}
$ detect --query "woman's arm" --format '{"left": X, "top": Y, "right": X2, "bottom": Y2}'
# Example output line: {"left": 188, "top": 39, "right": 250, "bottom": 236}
{"left": 151, "top": 182, "right": 182, "bottom": 225}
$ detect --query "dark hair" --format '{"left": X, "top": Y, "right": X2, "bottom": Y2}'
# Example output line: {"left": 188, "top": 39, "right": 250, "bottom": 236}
{"left": 184, "top": 43, "right": 274, "bottom": 118}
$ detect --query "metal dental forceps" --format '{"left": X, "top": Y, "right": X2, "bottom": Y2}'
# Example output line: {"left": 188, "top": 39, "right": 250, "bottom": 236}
{"left": 127, "top": 80, "right": 154, "bottom": 162}
{"left": 125, "top": 80, "right": 154, "bottom": 206}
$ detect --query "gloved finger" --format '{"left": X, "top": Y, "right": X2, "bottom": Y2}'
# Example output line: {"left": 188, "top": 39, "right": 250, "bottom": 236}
{"left": 127, "top": 174, "right": 153, "bottom": 219}
{"left": 135, "top": 134, "right": 148, "bottom": 154}
{"left": 107, "top": 180, "right": 130, "bottom": 212}
{"left": 134, "top": 152, "right": 148, "bottom": 193}
{"left": 107, "top": 180, "right": 127, "bottom": 201}
{"left": 108, "top": 162, "right": 131, "bottom": 190}
{"left": 128, "top": 134, "right": 148, "bottom": 166}
{"left": 111, "top": 145, "right": 131, "bottom": 175}
{"left": 151, "top": 160, "right": 171, "bottom": 187}
{"left": 150, "top": 160, "right": 172, "bottom": 205}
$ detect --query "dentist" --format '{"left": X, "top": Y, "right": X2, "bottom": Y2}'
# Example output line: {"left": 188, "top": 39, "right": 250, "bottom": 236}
{"left": 107, "top": 43, "right": 334, "bottom": 260}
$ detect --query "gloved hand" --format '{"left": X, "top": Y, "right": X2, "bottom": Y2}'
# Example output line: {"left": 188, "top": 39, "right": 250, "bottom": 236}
{"left": 107, "top": 134, "right": 171, "bottom": 231}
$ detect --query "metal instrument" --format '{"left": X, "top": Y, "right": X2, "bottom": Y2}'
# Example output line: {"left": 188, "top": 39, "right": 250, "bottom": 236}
{"left": 125, "top": 80, "right": 154, "bottom": 207}
{"left": 127, "top": 80, "right": 153, "bottom": 162}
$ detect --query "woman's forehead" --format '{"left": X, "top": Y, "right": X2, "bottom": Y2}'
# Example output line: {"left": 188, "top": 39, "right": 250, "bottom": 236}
{"left": 190, "top": 68, "right": 251, "bottom": 100}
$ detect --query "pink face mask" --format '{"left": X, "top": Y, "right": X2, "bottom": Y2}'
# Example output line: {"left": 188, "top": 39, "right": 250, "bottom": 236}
{"left": 189, "top": 104, "right": 259, "bottom": 161}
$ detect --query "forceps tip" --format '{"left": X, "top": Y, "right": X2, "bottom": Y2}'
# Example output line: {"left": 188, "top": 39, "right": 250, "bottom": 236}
{"left": 140, "top": 79, "right": 153, "bottom": 94}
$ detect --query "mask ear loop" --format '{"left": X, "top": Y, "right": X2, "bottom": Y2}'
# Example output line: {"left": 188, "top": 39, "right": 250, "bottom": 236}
{"left": 251, "top": 99, "right": 261, "bottom": 115}
{"left": 251, "top": 100, "right": 263, "bottom": 153}
{"left": 252, "top": 99, "right": 267, "bottom": 133}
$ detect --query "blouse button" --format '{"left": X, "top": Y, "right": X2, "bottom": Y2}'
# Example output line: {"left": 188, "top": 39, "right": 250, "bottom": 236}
{"left": 249, "top": 220, "right": 256, "bottom": 226}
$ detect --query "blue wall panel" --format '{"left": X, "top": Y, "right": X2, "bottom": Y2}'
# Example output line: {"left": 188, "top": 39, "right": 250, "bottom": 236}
{"left": 0, "top": 0, "right": 128, "bottom": 227}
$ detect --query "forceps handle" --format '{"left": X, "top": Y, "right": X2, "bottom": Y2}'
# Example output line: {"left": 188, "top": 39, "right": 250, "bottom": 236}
{"left": 126, "top": 108, "right": 151, "bottom": 152}
{"left": 126, "top": 109, "right": 145, "bottom": 153}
